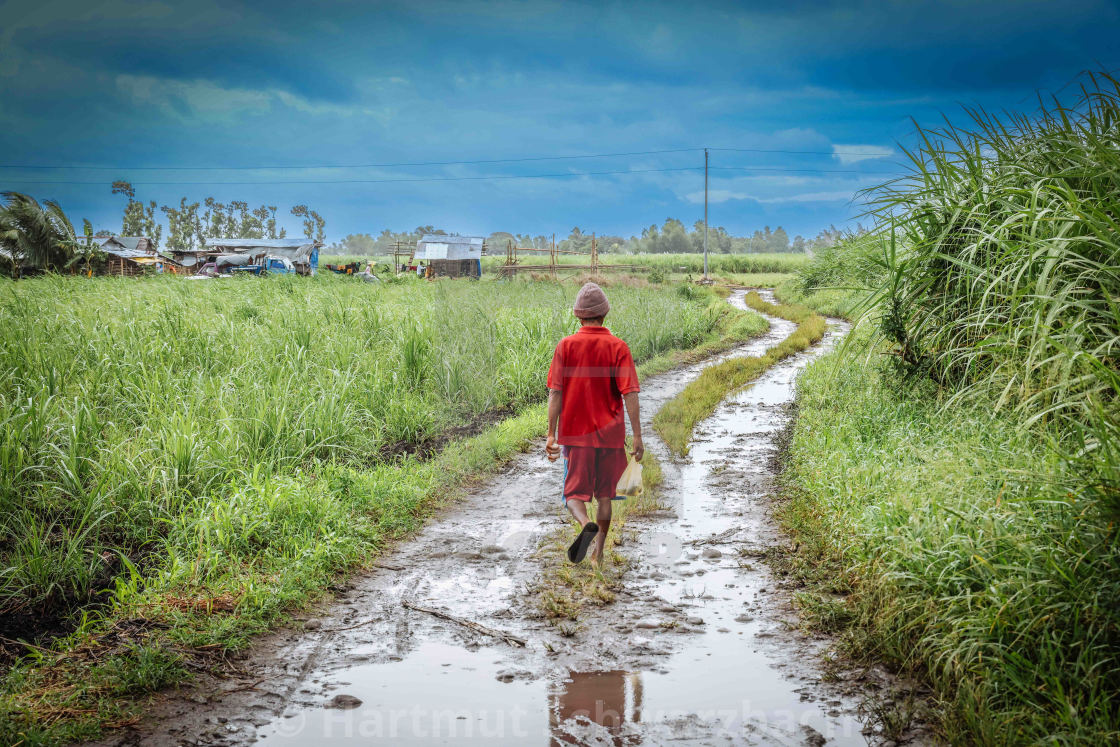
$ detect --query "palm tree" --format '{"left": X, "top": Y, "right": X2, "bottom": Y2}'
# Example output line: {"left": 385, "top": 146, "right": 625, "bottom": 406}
{"left": 0, "top": 192, "right": 79, "bottom": 276}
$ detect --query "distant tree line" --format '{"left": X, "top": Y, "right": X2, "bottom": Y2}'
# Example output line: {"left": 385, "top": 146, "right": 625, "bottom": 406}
{"left": 604, "top": 219, "right": 843, "bottom": 254}
{"left": 328, "top": 219, "right": 852, "bottom": 256}
{"left": 2, "top": 185, "right": 859, "bottom": 278}
{"left": 326, "top": 226, "right": 451, "bottom": 256}
{"left": 111, "top": 181, "right": 325, "bottom": 251}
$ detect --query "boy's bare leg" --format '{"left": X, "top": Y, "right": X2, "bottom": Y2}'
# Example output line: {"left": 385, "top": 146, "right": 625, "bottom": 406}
{"left": 589, "top": 498, "right": 612, "bottom": 566}
{"left": 566, "top": 498, "right": 591, "bottom": 527}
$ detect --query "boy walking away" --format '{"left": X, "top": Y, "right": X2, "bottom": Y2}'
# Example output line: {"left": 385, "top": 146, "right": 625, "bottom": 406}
{"left": 546, "top": 282, "right": 643, "bottom": 565}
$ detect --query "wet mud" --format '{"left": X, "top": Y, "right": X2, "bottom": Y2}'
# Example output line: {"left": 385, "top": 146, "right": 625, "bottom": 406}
{"left": 92, "top": 291, "right": 930, "bottom": 746}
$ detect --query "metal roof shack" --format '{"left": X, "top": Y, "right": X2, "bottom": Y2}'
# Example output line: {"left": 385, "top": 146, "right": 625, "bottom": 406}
{"left": 414, "top": 235, "right": 484, "bottom": 260}
{"left": 113, "top": 236, "right": 155, "bottom": 253}
{"left": 207, "top": 238, "right": 320, "bottom": 276}
{"left": 195, "top": 238, "right": 323, "bottom": 276}
{"left": 414, "top": 235, "right": 485, "bottom": 278}
{"left": 91, "top": 236, "right": 182, "bottom": 276}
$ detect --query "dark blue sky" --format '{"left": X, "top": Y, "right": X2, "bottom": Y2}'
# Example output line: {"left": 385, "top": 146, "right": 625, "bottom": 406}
{"left": 1, "top": 0, "right": 1117, "bottom": 243}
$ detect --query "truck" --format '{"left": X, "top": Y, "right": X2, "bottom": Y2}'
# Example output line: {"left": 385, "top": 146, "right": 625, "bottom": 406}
{"left": 228, "top": 256, "right": 297, "bottom": 276}
{"left": 195, "top": 255, "right": 297, "bottom": 277}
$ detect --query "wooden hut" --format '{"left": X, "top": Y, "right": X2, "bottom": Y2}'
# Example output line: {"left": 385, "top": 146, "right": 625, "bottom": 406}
{"left": 95, "top": 236, "right": 183, "bottom": 276}
{"left": 414, "top": 235, "right": 484, "bottom": 278}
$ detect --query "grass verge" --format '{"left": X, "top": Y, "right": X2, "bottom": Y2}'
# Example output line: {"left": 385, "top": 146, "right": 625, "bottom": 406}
{"left": 653, "top": 293, "right": 826, "bottom": 456}
{"left": 774, "top": 277, "right": 861, "bottom": 319}
{"left": 778, "top": 329, "right": 1120, "bottom": 744}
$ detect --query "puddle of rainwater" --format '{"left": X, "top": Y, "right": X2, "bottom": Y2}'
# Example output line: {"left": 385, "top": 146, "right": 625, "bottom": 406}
{"left": 257, "top": 643, "right": 652, "bottom": 746}
{"left": 549, "top": 670, "right": 643, "bottom": 745}
{"left": 257, "top": 641, "right": 549, "bottom": 745}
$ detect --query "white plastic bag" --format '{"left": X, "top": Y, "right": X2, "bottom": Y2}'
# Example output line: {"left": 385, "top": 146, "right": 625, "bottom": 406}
{"left": 616, "top": 458, "right": 643, "bottom": 497}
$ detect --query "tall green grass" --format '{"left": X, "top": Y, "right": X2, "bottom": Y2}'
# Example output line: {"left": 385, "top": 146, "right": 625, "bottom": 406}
{"left": 775, "top": 73, "right": 1120, "bottom": 742}
{"left": 782, "top": 333, "right": 1120, "bottom": 744}
{"left": 864, "top": 73, "right": 1120, "bottom": 513}
{"left": 0, "top": 274, "right": 717, "bottom": 618}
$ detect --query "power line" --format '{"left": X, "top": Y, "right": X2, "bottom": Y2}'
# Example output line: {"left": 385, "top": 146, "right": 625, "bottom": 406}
{"left": 0, "top": 163, "right": 904, "bottom": 187}
{"left": 0, "top": 148, "right": 701, "bottom": 171}
{"left": 709, "top": 147, "right": 892, "bottom": 157}
{"left": 1, "top": 166, "right": 704, "bottom": 186}
{"left": 0, "top": 145, "right": 895, "bottom": 172}
{"left": 710, "top": 166, "right": 898, "bottom": 174}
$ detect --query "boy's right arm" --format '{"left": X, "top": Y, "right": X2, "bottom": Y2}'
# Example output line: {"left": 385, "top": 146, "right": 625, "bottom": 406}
{"left": 546, "top": 389, "right": 562, "bottom": 461}
{"left": 546, "top": 342, "right": 564, "bottom": 461}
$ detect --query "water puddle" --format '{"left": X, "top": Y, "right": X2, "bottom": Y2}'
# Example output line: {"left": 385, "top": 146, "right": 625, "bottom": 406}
{"left": 259, "top": 640, "right": 545, "bottom": 744}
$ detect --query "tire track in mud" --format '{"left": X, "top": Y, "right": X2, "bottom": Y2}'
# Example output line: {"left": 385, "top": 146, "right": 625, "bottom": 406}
{"left": 93, "top": 291, "right": 924, "bottom": 747}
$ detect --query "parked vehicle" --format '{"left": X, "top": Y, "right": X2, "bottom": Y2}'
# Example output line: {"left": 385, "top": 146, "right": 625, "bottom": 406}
{"left": 227, "top": 256, "right": 297, "bottom": 276}
{"left": 195, "top": 262, "right": 230, "bottom": 278}
{"left": 262, "top": 256, "right": 296, "bottom": 274}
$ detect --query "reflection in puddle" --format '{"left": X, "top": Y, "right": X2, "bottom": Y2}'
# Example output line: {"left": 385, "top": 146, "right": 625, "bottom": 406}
{"left": 550, "top": 670, "right": 642, "bottom": 745}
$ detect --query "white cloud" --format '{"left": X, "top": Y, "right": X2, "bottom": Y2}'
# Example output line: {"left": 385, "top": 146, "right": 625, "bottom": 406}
{"left": 116, "top": 75, "right": 272, "bottom": 121}
{"left": 683, "top": 189, "right": 754, "bottom": 204}
{"left": 832, "top": 144, "right": 894, "bottom": 164}
{"left": 759, "top": 190, "right": 856, "bottom": 204}
{"left": 684, "top": 188, "right": 856, "bottom": 205}
{"left": 114, "top": 75, "right": 384, "bottom": 122}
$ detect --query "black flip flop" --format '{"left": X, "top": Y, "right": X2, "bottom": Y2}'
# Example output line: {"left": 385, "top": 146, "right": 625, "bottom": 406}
{"left": 567, "top": 522, "right": 599, "bottom": 563}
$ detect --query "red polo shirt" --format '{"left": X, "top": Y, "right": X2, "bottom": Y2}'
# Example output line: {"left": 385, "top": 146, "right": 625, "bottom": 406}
{"left": 546, "top": 326, "right": 640, "bottom": 448}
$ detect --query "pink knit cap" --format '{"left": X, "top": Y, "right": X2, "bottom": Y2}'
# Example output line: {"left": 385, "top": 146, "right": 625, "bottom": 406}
{"left": 573, "top": 282, "right": 610, "bottom": 318}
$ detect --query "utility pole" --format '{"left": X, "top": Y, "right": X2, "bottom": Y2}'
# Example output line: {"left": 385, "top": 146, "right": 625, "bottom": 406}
{"left": 703, "top": 147, "right": 709, "bottom": 280}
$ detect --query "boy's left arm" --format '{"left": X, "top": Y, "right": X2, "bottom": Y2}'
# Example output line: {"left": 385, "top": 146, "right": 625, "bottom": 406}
{"left": 617, "top": 345, "right": 643, "bottom": 461}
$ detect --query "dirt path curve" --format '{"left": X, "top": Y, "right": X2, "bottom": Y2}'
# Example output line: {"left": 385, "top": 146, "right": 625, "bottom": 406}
{"left": 94, "top": 291, "right": 910, "bottom": 747}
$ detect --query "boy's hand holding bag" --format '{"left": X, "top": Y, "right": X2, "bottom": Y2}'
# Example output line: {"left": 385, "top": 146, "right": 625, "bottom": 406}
{"left": 616, "top": 457, "right": 643, "bottom": 497}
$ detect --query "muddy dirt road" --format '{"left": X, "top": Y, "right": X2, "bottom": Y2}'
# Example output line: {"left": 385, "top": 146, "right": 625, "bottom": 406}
{"left": 96, "top": 291, "right": 922, "bottom": 746}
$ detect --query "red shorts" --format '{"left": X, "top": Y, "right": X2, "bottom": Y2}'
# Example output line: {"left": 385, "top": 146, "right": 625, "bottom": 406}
{"left": 561, "top": 446, "right": 629, "bottom": 503}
